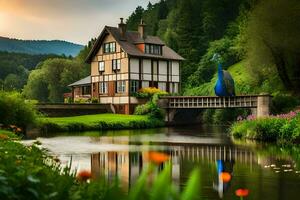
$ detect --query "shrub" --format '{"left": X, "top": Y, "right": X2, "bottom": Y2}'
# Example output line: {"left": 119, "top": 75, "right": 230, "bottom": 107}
{"left": 134, "top": 94, "right": 165, "bottom": 120}
{"left": 91, "top": 97, "right": 99, "bottom": 103}
{"left": 0, "top": 91, "right": 39, "bottom": 129}
{"left": 133, "top": 87, "right": 168, "bottom": 99}
{"left": 74, "top": 98, "right": 90, "bottom": 104}
{"left": 231, "top": 111, "right": 300, "bottom": 142}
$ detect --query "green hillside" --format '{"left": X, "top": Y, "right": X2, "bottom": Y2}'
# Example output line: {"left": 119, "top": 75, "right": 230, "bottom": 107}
{"left": 0, "top": 36, "right": 83, "bottom": 56}
{"left": 184, "top": 62, "right": 285, "bottom": 96}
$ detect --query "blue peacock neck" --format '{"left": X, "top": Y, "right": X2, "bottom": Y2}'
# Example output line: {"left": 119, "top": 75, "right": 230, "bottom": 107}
{"left": 218, "top": 63, "right": 223, "bottom": 80}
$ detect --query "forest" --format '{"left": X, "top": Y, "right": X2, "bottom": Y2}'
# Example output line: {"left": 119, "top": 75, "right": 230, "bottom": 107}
{"left": 2, "top": 0, "right": 300, "bottom": 109}
{"left": 126, "top": 0, "right": 300, "bottom": 96}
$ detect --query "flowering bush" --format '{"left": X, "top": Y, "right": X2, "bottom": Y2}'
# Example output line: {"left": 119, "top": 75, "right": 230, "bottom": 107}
{"left": 232, "top": 110, "right": 300, "bottom": 142}
{"left": 133, "top": 87, "right": 168, "bottom": 99}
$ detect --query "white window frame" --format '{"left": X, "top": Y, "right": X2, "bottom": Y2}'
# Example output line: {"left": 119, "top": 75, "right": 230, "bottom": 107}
{"left": 117, "top": 81, "right": 126, "bottom": 93}
{"left": 130, "top": 80, "right": 139, "bottom": 93}
{"left": 104, "top": 42, "right": 116, "bottom": 53}
{"left": 99, "top": 82, "right": 107, "bottom": 94}
{"left": 98, "top": 61, "right": 105, "bottom": 72}
{"left": 112, "top": 59, "right": 121, "bottom": 71}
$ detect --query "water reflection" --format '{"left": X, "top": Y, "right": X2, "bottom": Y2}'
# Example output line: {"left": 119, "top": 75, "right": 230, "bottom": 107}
{"left": 84, "top": 144, "right": 300, "bottom": 200}
{"left": 32, "top": 126, "right": 300, "bottom": 200}
{"left": 88, "top": 145, "right": 257, "bottom": 195}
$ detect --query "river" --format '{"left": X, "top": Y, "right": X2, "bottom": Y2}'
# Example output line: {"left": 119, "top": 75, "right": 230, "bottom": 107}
{"left": 24, "top": 125, "right": 300, "bottom": 200}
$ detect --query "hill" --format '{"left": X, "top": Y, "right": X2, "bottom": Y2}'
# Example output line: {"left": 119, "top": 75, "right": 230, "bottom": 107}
{"left": 0, "top": 36, "right": 83, "bottom": 56}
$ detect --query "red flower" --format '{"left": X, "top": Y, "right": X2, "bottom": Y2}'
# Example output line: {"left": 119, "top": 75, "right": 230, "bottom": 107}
{"left": 235, "top": 189, "right": 249, "bottom": 197}
{"left": 220, "top": 172, "right": 231, "bottom": 182}
{"left": 77, "top": 170, "right": 92, "bottom": 182}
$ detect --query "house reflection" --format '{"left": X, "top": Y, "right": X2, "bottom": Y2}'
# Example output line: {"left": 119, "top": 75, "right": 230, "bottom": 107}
{"left": 90, "top": 145, "right": 257, "bottom": 192}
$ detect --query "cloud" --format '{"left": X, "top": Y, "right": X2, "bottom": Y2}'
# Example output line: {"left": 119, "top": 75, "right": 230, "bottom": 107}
{"left": 0, "top": 0, "right": 159, "bottom": 44}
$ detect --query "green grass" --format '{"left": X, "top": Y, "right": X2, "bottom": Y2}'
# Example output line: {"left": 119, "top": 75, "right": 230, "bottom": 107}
{"left": 184, "top": 61, "right": 285, "bottom": 96}
{"left": 39, "top": 114, "right": 165, "bottom": 133}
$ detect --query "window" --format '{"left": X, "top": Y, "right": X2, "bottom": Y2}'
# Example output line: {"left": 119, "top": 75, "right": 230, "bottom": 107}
{"left": 99, "top": 61, "right": 105, "bottom": 72}
{"left": 82, "top": 86, "right": 91, "bottom": 95}
{"left": 145, "top": 44, "right": 162, "bottom": 55}
{"left": 103, "top": 42, "right": 116, "bottom": 53}
{"left": 116, "top": 81, "right": 126, "bottom": 93}
{"left": 112, "top": 59, "right": 121, "bottom": 71}
{"left": 99, "top": 82, "right": 107, "bottom": 94}
{"left": 130, "top": 80, "right": 139, "bottom": 93}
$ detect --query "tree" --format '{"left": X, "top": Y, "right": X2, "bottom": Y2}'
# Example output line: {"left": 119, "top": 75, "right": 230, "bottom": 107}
{"left": 4, "top": 74, "right": 22, "bottom": 91}
{"left": 23, "top": 69, "right": 49, "bottom": 102}
{"left": 23, "top": 58, "right": 86, "bottom": 102}
{"left": 246, "top": 0, "right": 300, "bottom": 94}
{"left": 126, "top": 6, "right": 144, "bottom": 31}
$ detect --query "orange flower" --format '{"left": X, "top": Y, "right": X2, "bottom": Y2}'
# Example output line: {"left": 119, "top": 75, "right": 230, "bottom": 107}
{"left": 235, "top": 189, "right": 249, "bottom": 197}
{"left": 0, "top": 134, "right": 9, "bottom": 140}
{"left": 77, "top": 170, "right": 92, "bottom": 182}
{"left": 220, "top": 172, "right": 231, "bottom": 182}
{"left": 148, "top": 151, "right": 170, "bottom": 165}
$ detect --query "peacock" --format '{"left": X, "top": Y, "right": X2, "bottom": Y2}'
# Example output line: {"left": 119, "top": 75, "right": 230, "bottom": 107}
{"left": 211, "top": 54, "right": 235, "bottom": 97}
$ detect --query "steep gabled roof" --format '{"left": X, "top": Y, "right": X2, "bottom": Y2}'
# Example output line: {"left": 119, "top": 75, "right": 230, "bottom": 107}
{"left": 68, "top": 76, "right": 91, "bottom": 87}
{"left": 85, "top": 26, "right": 184, "bottom": 63}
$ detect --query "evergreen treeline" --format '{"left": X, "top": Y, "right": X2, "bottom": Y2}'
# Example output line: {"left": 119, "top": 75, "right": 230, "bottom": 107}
{"left": 126, "top": 0, "right": 249, "bottom": 88}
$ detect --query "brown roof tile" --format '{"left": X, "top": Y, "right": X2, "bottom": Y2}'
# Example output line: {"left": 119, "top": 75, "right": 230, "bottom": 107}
{"left": 86, "top": 26, "right": 184, "bottom": 63}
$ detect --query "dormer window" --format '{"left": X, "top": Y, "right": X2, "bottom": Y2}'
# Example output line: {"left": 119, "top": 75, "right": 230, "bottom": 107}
{"left": 103, "top": 42, "right": 116, "bottom": 53}
{"left": 145, "top": 44, "right": 162, "bottom": 55}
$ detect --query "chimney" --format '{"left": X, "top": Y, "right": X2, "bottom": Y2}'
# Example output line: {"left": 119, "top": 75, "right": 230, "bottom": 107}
{"left": 118, "top": 18, "right": 127, "bottom": 38}
{"left": 138, "top": 19, "right": 146, "bottom": 39}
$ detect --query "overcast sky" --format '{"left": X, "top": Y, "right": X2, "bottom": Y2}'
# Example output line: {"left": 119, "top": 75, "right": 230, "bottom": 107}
{"left": 0, "top": 0, "right": 158, "bottom": 45}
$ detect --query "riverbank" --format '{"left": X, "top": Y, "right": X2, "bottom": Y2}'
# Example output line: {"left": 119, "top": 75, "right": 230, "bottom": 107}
{"left": 38, "top": 114, "right": 165, "bottom": 133}
{"left": 230, "top": 111, "right": 300, "bottom": 143}
{"left": 0, "top": 129, "right": 200, "bottom": 200}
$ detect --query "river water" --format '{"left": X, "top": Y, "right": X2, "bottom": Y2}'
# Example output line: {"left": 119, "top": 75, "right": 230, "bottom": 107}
{"left": 25, "top": 126, "right": 300, "bottom": 200}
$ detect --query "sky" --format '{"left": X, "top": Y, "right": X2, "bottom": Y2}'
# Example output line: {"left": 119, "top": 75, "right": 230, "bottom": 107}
{"left": 0, "top": 0, "right": 158, "bottom": 45}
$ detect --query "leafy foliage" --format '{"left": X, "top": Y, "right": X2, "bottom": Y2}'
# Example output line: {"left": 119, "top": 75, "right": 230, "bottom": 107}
{"left": 23, "top": 58, "right": 88, "bottom": 102}
{"left": 0, "top": 91, "right": 39, "bottom": 128}
{"left": 231, "top": 111, "right": 300, "bottom": 142}
{"left": 134, "top": 93, "right": 165, "bottom": 120}
{"left": 245, "top": 0, "right": 300, "bottom": 94}
{"left": 0, "top": 132, "right": 203, "bottom": 200}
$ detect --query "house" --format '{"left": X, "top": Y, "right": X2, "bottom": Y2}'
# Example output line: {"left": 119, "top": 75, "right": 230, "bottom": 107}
{"left": 69, "top": 18, "right": 184, "bottom": 114}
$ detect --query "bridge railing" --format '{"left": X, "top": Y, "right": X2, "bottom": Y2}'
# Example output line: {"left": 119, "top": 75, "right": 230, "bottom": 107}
{"left": 160, "top": 95, "right": 262, "bottom": 109}
{"left": 159, "top": 94, "right": 272, "bottom": 119}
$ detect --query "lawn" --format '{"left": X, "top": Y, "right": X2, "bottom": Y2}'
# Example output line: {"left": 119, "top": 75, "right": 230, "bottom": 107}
{"left": 39, "top": 114, "right": 165, "bottom": 133}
